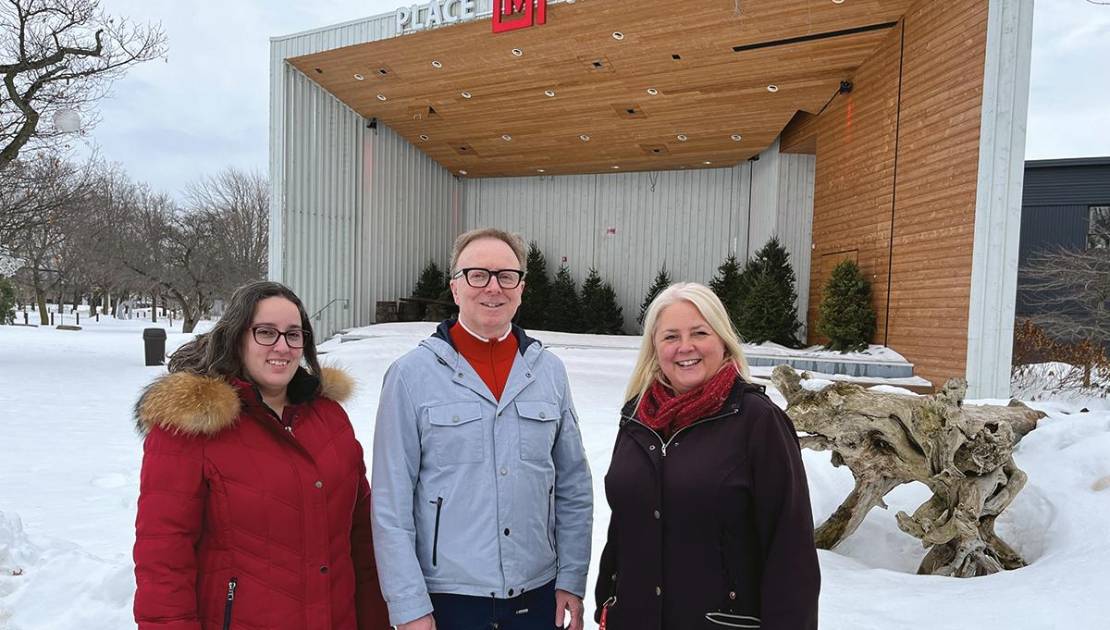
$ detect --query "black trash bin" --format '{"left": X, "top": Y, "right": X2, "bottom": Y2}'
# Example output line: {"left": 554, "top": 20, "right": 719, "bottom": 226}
{"left": 143, "top": 328, "right": 167, "bottom": 366}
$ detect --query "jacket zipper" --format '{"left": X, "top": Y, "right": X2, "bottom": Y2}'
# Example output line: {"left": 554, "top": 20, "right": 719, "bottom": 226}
{"left": 620, "top": 409, "right": 736, "bottom": 456}
{"left": 222, "top": 577, "right": 238, "bottom": 630}
{"left": 546, "top": 485, "right": 556, "bottom": 552}
{"left": 430, "top": 497, "right": 443, "bottom": 566}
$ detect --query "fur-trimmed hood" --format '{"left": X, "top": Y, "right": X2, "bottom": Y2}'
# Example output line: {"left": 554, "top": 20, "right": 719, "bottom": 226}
{"left": 134, "top": 366, "right": 354, "bottom": 436}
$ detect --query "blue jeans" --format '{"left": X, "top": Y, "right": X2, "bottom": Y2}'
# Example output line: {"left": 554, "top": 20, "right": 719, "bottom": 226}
{"left": 430, "top": 580, "right": 558, "bottom": 630}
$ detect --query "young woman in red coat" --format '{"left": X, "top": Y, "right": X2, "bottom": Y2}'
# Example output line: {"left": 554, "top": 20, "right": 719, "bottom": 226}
{"left": 132, "top": 281, "right": 389, "bottom": 630}
{"left": 594, "top": 283, "right": 820, "bottom": 630}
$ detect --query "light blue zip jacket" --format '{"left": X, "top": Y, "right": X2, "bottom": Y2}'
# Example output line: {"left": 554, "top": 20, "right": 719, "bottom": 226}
{"left": 370, "top": 321, "right": 593, "bottom": 626}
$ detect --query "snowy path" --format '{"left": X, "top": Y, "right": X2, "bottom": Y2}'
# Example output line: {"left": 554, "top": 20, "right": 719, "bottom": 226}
{"left": 2, "top": 319, "right": 1108, "bottom": 629}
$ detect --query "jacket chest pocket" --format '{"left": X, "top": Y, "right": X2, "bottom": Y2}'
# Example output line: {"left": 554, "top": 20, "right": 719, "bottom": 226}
{"left": 516, "top": 401, "right": 559, "bottom": 461}
{"left": 427, "top": 403, "right": 485, "bottom": 465}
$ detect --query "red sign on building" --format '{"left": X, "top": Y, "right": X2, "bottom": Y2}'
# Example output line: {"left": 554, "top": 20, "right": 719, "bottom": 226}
{"left": 492, "top": 0, "right": 546, "bottom": 33}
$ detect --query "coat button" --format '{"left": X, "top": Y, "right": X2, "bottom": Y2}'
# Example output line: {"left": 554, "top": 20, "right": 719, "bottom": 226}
{"left": 649, "top": 445, "right": 656, "bottom": 451}
{"left": 538, "top": 411, "right": 546, "bottom": 419}
{"left": 729, "top": 591, "right": 737, "bottom": 600}
{"left": 314, "top": 481, "right": 323, "bottom": 489}
{"left": 655, "top": 586, "right": 662, "bottom": 596}
{"left": 653, "top": 509, "right": 660, "bottom": 520}
{"left": 508, "top": 588, "right": 514, "bottom": 596}
{"left": 452, "top": 415, "right": 459, "bottom": 423}
{"left": 319, "top": 565, "right": 329, "bottom": 574}
{"left": 500, "top": 467, "right": 508, "bottom": 476}
{"left": 526, "top": 373, "right": 532, "bottom": 378}
{"left": 504, "top": 528, "right": 510, "bottom": 536}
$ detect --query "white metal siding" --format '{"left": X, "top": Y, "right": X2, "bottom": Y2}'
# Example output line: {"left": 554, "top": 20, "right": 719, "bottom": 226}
{"left": 363, "top": 124, "right": 460, "bottom": 324}
{"left": 270, "top": 11, "right": 460, "bottom": 337}
{"left": 463, "top": 166, "right": 753, "bottom": 332}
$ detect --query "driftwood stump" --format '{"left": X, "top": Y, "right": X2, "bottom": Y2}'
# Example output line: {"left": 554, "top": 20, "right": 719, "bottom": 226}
{"left": 771, "top": 365, "right": 1045, "bottom": 577}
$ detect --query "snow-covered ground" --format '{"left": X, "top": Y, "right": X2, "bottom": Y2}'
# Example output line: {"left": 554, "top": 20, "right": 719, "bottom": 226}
{"left": 2, "top": 318, "right": 1109, "bottom": 629}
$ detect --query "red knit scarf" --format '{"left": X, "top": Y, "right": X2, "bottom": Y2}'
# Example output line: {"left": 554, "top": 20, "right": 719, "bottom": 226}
{"left": 636, "top": 366, "right": 739, "bottom": 439}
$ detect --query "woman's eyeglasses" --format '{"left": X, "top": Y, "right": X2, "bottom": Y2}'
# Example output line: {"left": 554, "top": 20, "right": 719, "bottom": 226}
{"left": 251, "top": 325, "right": 309, "bottom": 349}
{"left": 452, "top": 267, "right": 525, "bottom": 289}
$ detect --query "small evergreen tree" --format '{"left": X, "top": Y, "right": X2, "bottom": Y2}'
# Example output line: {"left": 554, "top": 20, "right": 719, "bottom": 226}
{"left": 580, "top": 268, "right": 625, "bottom": 335}
{"left": 638, "top": 265, "right": 672, "bottom": 330}
{"left": 413, "top": 261, "right": 447, "bottom": 299}
{"left": 817, "top": 259, "right": 876, "bottom": 352}
{"left": 546, "top": 265, "right": 583, "bottom": 333}
{"left": 0, "top": 277, "right": 15, "bottom": 325}
{"left": 517, "top": 242, "right": 551, "bottom": 329}
{"left": 736, "top": 237, "right": 803, "bottom": 347}
{"left": 412, "top": 260, "right": 448, "bottom": 318}
{"left": 709, "top": 254, "right": 747, "bottom": 333}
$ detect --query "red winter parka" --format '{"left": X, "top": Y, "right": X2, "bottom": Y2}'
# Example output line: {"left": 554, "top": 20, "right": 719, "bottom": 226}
{"left": 132, "top": 366, "right": 389, "bottom": 630}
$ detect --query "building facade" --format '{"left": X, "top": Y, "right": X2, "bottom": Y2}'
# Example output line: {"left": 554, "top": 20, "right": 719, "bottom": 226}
{"left": 270, "top": 0, "right": 1034, "bottom": 397}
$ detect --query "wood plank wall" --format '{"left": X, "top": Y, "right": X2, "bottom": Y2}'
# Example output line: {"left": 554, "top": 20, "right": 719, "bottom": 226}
{"left": 781, "top": 0, "right": 988, "bottom": 387}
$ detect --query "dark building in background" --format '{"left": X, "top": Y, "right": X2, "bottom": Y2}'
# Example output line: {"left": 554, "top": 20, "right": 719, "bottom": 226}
{"left": 1018, "top": 157, "right": 1110, "bottom": 317}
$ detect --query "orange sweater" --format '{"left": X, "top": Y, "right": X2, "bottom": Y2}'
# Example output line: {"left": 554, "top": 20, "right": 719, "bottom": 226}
{"left": 450, "top": 321, "right": 519, "bottom": 400}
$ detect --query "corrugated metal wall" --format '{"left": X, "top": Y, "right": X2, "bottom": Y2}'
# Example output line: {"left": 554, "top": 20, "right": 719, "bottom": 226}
{"left": 270, "top": 12, "right": 460, "bottom": 337}
{"left": 362, "top": 124, "right": 460, "bottom": 322}
{"left": 461, "top": 143, "right": 816, "bottom": 333}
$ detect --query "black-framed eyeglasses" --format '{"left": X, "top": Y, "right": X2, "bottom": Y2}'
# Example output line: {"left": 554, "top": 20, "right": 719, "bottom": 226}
{"left": 452, "top": 267, "right": 525, "bottom": 289}
{"left": 251, "top": 325, "right": 309, "bottom": 349}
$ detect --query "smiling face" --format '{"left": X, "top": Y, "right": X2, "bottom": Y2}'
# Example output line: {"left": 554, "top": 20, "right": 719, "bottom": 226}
{"left": 653, "top": 300, "right": 728, "bottom": 395}
{"left": 240, "top": 296, "right": 304, "bottom": 400}
{"left": 450, "top": 237, "right": 524, "bottom": 339}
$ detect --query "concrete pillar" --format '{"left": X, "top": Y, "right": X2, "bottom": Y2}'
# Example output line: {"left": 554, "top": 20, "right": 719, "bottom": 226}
{"left": 966, "top": 0, "right": 1035, "bottom": 398}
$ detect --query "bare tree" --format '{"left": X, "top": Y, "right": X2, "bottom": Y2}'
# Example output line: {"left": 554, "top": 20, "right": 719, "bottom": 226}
{"left": 5, "top": 152, "right": 87, "bottom": 323}
{"left": 185, "top": 168, "right": 269, "bottom": 295}
{"left": 1021, "top": 231, "right": 1110, "bottom": 386}
{"left": 1, "top": 0, "right": 166, "bottom": 171}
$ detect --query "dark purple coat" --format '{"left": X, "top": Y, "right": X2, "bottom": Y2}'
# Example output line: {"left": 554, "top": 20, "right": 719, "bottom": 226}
{"left": 594, "top": 380, "right": 820, "bottom": 630}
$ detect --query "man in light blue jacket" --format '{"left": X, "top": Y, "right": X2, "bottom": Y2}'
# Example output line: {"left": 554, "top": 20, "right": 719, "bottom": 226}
{"left": 372, "top": 228, "right": 592, "bottom": 630}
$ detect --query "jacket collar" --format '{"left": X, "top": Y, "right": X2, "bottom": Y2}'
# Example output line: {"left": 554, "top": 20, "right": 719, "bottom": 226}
{"left": 432, "top": 317, "right": 539, "bottom": 355}
{"left": 134, "top": 366, "right": 354, "bottom": 436}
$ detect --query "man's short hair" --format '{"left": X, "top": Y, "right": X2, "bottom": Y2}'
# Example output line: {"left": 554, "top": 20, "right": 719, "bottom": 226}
{"left": 450, "top": 228, "right": 527, "bottom": 273}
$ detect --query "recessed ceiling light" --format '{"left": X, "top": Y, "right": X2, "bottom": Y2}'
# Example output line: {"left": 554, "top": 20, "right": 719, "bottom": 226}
{"left": 419, "top": 134, "right": 429, "bottom": 141}
{"left": 676, "top": 134, "right": 688, "bottom": 142}
{"left": 431, "top": 60, "right": 443, "bottom": 68}
{"left": 612, "top": 31, "right": 624, "bottom": 40}
{"left": 767, "top": 84, "right": 779, "bottom": 93}
{"left": 537, "top": 168, "right": 545, "bottom": 173}
{"left": 731, "top": 134, "right": 743, "bottom": 141}
{"left": 376, "top": 94, "right": 387, "bottom": 101}
{"left": 459, "top": 170, "right": 468, "bottom": 175}
{"left": 544, "top": 89, "right": 556, "bottom": 97}
{"left": 832, "top": 0, "right": 845, "bottom": 4}
{"left": 646, "top": 87, "right": 659, "bottom": 96}
{"left": 502, "top": 134, "right": 512, "bottom": 141}
{"left": 704, "top": 161, "right": 712, "bottom": 165}
{"left": 461, "top": 91, "right": 472, "bottom": 99}
{"left": 511, "top": 48, "right": 523, "bottom": 57}
{"left": 353, "top": 73, "right": 365, "bottom": 81}
{"left": 579, "top": 134, "right": 590, "bottom": 141}
{"left": 612, "top": 165, "right": 620, "bottom": 169}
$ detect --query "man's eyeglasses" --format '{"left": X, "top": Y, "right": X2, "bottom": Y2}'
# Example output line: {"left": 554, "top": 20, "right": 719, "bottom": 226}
{"left": 251, "top": 325, "right": 309, "bottom": 349}
{"left": 452, "top": 268, "right": 525, "bottom": 289}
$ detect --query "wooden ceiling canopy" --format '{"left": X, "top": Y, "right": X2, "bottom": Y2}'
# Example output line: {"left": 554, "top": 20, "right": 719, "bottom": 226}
{"left": 289, "top": 0, "right": 913, "bottom": 178}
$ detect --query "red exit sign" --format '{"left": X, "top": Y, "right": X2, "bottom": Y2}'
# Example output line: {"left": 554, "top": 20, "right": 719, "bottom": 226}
{"left": 492, "top": 0, "right": 546, "bottom": 33}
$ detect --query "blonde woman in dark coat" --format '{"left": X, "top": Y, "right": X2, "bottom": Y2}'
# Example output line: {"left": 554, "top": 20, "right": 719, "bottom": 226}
{"left": 594, "top": 282, "right": 820, "bottom": 630}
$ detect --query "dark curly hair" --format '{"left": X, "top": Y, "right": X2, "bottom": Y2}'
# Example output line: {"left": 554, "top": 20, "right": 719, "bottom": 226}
{"left": 167, "top": 281, "right": 322, "bottom": 381}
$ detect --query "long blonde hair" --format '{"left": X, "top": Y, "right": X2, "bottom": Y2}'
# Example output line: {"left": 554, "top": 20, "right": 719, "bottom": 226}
{"left": 624, "top": 282, "right": 751, "bottom": 404}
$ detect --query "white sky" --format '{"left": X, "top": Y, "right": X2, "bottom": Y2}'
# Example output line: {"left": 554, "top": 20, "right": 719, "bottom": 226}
{"left": 80, "top": 0, "right": 1110, "bottom": 198}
